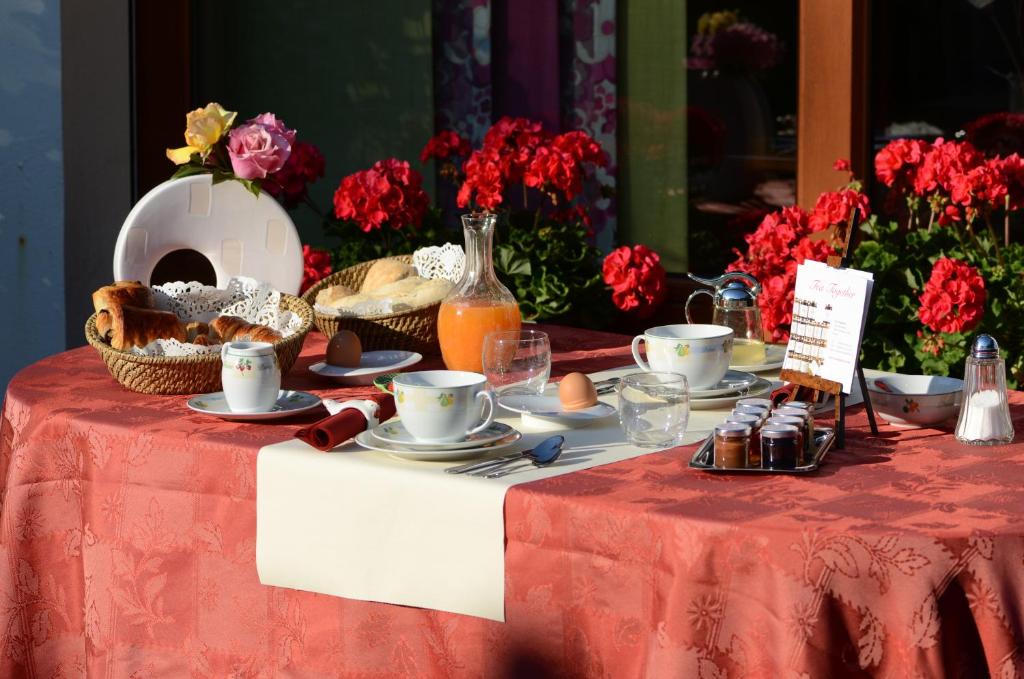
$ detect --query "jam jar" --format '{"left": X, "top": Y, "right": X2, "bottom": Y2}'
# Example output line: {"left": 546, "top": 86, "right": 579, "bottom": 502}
{"left": 766, "top": 415, "right": 806, "bottom": 462}
{"left": 727, "top": 412, "right": 762, "bottom": 467}
{"left": 761, "top": 424, "right": 801, "bottom": 470}
{"left": 775, "top": 406, "right": 814, "bottom": 459}
{"left": 713, "top": 422, "right": 751, "bottom": 468}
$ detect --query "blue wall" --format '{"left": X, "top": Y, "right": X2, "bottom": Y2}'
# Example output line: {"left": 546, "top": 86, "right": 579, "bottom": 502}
{"left": 0, "top": 0, "right": 64, "bottom": 388}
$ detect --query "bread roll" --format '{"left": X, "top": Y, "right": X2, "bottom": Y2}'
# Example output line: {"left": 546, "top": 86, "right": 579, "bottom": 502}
{"left": 100, "top": 305, "right": 186, "bottom": 351}
{"left": 210, "top": 315, "right": 282, "bottom": 344}
{"left": 360, "top": 259, "right": 414, "bottom": 293}
{"left": 92, "top": 281, "right": 154, "bottom": 313}
{"left": 315, "top": 284, "right": 356, "bottom": 308}
{"left": 185, "top": 321, "right": 210, "bottom": 343}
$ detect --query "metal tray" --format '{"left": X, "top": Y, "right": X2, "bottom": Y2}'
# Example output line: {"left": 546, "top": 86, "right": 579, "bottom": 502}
{"left": 689, "top": 427, "right": 835, "bottom": 474}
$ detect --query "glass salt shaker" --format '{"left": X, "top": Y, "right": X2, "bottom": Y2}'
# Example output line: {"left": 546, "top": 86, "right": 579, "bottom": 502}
{"left": 955, "top": 334, "right": 1014, "bottom": 446}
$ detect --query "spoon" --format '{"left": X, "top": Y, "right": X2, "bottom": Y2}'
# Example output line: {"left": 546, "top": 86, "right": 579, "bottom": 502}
{"left": 873, "top": 379, "right": 901, "bottom": 394}
{"left": 480, "top": 437, "right": 566, "bottom": 478}
{"left": 445, "top": 435, "right": 565, "bottom": 475}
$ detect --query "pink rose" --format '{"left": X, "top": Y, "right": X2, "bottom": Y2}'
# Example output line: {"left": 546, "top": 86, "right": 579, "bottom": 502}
{"left": 227, "top": 114, "right": 295, "bottom": 180}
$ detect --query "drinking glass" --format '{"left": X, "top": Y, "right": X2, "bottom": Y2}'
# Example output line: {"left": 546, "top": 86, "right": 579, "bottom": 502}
{"left": 617, "top": 372, "right": 690, "bottom": 447}
{"left": 481, "top": 329, "right": 551, "bottom": 395}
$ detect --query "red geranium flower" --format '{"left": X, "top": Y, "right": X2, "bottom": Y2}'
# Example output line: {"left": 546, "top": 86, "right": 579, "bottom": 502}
{"left": 874, "top": 138, "right": 930, "bottom": 191}
{"left": 333, "top": 158, "right": 429, "bottom": 232}
{"left": 420, "top": 130, "right": 471, "bottom": 163}
{"left": 808, "top": 188, "right": 870, "bottom": 231}
{"left": 602, "top": 245, "right": 667, "bottom": 318}
{"left": 913, "top": 138, "right": 983, "bottom": 197}
{"left": 264, "top": 141, "right": 325, "bottom": 209}
{"left": 300, "top": 245, "right": 333, "bottom": 294}
{"left": 918, "top": 257, "right": 986, "bottom": 334}
{"left": 728, "top": 204, "right": 835, "bottom": 342}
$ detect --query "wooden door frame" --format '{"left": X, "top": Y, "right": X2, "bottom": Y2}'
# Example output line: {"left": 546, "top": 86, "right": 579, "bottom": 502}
{"left": 796, "top": 0, "right": 870, "bottom": 206}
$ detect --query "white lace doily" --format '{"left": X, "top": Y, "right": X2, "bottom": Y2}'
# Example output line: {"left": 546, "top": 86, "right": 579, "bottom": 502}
{"left": 128, "top": 276, "right": 304, "bottom": 357}
{"left": 315, "top": 245, "right": 465, "bottom": 318}
{"left": 413, "top": 243, "right": 465, "bottom": 283}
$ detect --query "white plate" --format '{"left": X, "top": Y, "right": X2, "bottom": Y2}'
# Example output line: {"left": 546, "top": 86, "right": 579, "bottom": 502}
{"left": 498, "top": 392, "right": 617, "bottom": 422}
{"left": 354, "top": 429, "right": 522, "bottom": 461}
{"left": 309, "top": 350, "right": 423, "bottom": 385}
{"left": 689, "top": 370, "right": 759, "bottom": 397}
{"left": 730, "top": 344, "right": 786, "bottom": 372}
{"left": 187, "top": 390, "right": 322, "bottom": 420}
{"left": 690, "top": 379, "right": 774, "bottom": 410}
{"left": 369, "top": 420, "right": 516, "bottom": 450}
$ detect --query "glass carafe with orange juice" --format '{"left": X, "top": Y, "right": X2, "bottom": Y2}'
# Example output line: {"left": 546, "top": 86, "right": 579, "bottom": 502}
{"left": 438, "top": 213, "right": 521, "bottom": 372}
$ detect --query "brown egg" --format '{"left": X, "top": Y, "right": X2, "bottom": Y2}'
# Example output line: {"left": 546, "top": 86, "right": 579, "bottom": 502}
{"left": 558, "top": 372, "right": 598, "bottom": 411}
{"left": 326, "top": 330, "right": 362, "bottom": 368}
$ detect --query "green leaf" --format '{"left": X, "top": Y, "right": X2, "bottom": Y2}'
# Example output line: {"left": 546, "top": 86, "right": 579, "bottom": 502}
{"left": 170, "top": 163, "right": 209, "bottom": 180}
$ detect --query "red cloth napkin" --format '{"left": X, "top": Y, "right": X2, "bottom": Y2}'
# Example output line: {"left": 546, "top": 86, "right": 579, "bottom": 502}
{"left": 295, "top": 394, "right": 396, "bottom": 451}
{"left": 770, "top": 383, "right": 820, "bottom": 407}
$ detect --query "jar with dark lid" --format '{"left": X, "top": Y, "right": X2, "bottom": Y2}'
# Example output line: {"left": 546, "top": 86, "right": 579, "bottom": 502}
{"left": 727, "top": 412, "right": 762, "bottom": 467}
{"left": 714, "top": 422, "right": 751, "bottom": 468}
{"left": 766, "top": 415, "right": 805, "bottom": 461}
{"left": 775, "top": 406, "right": 814, "bottom": 457}
{"left": 761, "top": 424, "right": 800, "bottom": 470}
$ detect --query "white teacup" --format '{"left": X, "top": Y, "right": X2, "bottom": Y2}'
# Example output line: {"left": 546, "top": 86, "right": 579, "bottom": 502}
{"left": 392, "top": 370, "right": 496, "bottom": 444}
{"left": 631, "top": 324, "right": 734, "bottom": 389}
{"left": 221, "top": 341, "right": 281, "bottom": 413}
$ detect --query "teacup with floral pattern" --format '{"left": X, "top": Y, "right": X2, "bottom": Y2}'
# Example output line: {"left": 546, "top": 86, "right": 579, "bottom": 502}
{"left": 392, "top": 370, "right": 496, "bottom": 444}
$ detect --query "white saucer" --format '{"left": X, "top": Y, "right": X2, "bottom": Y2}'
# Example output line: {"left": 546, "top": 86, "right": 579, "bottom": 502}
{"left": 370, "top": 420, "right": 516, "bottom": 450}
{"left": 730, "top": 344, "right": 786, "bottom": 372}
{"left": 689, "top": 370, "right": 759, "bottom": 398}
{"left": 309, "top": 350, "right": 422, "bottom": 385}
{"left": 354, "top": 429, "right": 522, "bottom": 461}
{"left": 498, "top": 392, "right": 617, "bottom": 422}
{"left": 690, "top": 379, "right": 773, "bottom": 410}
{"left": 187, "top": 390, "right": 322, "bottom": 420}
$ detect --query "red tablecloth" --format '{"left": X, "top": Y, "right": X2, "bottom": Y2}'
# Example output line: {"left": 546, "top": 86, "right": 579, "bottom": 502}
{"left": 2, "top": 326, "right": 1023, "bottom": 678}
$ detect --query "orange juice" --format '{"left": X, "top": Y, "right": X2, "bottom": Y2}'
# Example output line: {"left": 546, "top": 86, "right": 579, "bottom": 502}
{"left": 438, "top": 299, "right": 522, "bottom": 372}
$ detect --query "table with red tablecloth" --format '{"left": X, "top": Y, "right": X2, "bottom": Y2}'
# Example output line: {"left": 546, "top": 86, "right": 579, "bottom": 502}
{"left": 1, "top": 325, "right": 1023, "bottom": 677}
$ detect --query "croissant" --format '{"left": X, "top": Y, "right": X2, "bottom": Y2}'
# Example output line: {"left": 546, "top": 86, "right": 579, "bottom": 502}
{"left": 92, "top": 281, "right": 154, "bottom": 314}
{"left": 210, "top": 315, "right": 282, "bottom": 344}
{"left": 98, "top": 304, "right": 186, "bottom": 351}
{"left": 191, "top": 334, "right": 212, "bottom": 347}
{"left": 185, "top": 321, "right": 210, "bottom": 343}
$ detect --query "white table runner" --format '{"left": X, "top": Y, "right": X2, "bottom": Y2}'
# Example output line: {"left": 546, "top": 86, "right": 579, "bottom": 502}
{"left": 256, "top": 365, "right": 746, "bottom": 621}
{"left": 256, "top": 363, "right": 874, "bottom": 621}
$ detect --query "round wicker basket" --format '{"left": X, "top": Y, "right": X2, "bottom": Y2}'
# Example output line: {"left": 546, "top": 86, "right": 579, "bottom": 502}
{"left": 301, "top": 255, "right": 441, "bottom": 354}
{"left": 85, "top": 293, "right": 313, "bottom": 395}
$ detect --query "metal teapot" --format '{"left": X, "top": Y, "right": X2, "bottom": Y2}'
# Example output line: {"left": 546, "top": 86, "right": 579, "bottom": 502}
{"left": 685, "top": 272, "right": 766, "bottom": 365}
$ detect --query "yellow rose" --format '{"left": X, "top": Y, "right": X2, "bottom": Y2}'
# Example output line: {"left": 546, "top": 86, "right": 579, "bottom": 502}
{"left": 166, "top": 102, "right": 237, "bottom": 165}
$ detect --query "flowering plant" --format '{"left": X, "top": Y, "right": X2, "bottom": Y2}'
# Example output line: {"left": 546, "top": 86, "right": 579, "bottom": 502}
{"left": 852, "top": 133, "right": 1024, "bottom": 386}
{"left": 727, "top": 165, "right": 864, "bottom": 342}
{"left": 422, "top": 117, "right": 610, "bottom": 322}
{"left": 166, "top": 103, "right": 323, "bottom": 205}
{"left": 602, "top": 245, "right": 668, "bottom": 318}
{"left": 688, "top": 11, "right": 783, "bottom": 72}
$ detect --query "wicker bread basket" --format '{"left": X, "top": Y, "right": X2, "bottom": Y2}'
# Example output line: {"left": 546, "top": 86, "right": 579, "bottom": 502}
{"left": 301, "top": 255, "right": 441, "bottom": 354}
{"left": 85, "top": 293, "right": 313, "bottom": 395}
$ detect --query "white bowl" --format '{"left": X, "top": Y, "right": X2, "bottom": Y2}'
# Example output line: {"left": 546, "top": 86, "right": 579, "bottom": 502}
{"left": 866, "top": 375, "right": 963, "bottom": 428}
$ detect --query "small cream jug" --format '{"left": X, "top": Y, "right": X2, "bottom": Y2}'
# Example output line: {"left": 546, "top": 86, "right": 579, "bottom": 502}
{"left": 221, "top": 341, "right": 281, "bottom": 413}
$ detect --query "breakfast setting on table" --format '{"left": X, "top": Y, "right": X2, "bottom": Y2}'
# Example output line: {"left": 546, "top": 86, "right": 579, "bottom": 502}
{"left": 5, "top": 102, "right": 1024, "bottom": 677}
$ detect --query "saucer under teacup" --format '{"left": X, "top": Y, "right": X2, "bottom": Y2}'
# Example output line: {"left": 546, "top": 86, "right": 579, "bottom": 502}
{"left": 689, "top": 370, "right": 759, "bottom": 398}
{"left": 689, "top": 378, "right": 773, "bottom": 410}
{"left": 187, "top": 390, "right": 322, "bottom": 421}
{"left": 369, "top": 420, "right": 516, "bottom": 450}
{"left": 354, "top": 429, "right": 522, "bottom": 461}
{"left": 729, "top": 343, "right": 786, "bottom": 372}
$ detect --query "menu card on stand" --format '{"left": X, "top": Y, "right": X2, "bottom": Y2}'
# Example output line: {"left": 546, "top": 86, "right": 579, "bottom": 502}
{"left": 782, "top": 260, "right": 874, "bottom": 394}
